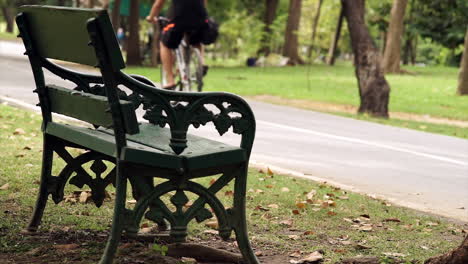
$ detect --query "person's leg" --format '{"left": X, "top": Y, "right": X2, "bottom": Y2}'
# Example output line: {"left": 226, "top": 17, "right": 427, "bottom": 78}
{"left": 160, "top": 41, "right": 175, "bottom": 88}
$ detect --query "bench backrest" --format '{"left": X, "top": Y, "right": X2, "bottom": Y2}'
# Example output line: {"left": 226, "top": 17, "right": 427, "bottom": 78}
{"left": 16, "top": 6, "right": 138, "bottom": 135}
{"left": 18, "top": 5, "right": 124, "bottom": 69}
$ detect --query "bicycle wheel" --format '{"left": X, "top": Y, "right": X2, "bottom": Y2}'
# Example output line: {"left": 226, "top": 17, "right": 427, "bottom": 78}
{"left": 188, "top": 47, "right": 204, "bottom": 92}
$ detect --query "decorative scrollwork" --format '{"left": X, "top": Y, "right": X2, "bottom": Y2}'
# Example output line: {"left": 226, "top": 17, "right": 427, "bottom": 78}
{"left": 139, "top": 95, "right": 254, "bottom": 154}
{"left": 49, "top": 151, "right": 116, "bottom": 207}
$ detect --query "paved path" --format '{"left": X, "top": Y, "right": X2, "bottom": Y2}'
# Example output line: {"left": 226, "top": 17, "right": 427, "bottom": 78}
{"left": 1, "top": 40, "right": 467, "bottom": 222}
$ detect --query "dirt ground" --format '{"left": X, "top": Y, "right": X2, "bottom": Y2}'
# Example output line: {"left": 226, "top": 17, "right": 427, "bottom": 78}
{"left": 0, "top": 229, "right": 289, "bottom": 264}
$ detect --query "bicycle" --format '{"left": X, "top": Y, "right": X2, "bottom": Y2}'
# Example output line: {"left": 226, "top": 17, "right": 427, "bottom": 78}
{"left": 158, "top": 17, "right": 204, "bottom": 92}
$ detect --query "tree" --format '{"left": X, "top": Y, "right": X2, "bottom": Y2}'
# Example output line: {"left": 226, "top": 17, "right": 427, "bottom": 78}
{"left": 283, "top": 0, "right": 304, "bottom": 64}
{"left": 306, "top": 0, "right": 323, "bottom": 59}
{"left": 126, "top": 0, "right": 141, "bottom": 65}
{"left": 424, "top": 235, "right": 468, "bottom": 264}
{"left": 0, "top": 0, "right": 14, "bottom": 33}
{"left": 258, "top": 0, "right": 279, "bottom": 56}
{"left": 326, "top": 6, "right": 344, "bottom": 66}
{"left": 341, "top": 0, "right": 390, "bottom": 118}
{"left": 458, "top": 28, "right": 468, "bottom": 95}
{"left": 382, "top": 0, "right": 408, "bottom": 73}
{"left": 111, "top": 0, "right": 122, "bottom": 32}
{"left": 88, "top": 0, "right": 95, "bottom": 8}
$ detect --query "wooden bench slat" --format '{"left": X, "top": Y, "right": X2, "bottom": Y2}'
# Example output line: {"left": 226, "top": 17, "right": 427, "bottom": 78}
{"left": 47, "top": 85, "right": 139, "bottom": 134}
{"left": 46, "top": 122, "right": 246, "bottom": 171}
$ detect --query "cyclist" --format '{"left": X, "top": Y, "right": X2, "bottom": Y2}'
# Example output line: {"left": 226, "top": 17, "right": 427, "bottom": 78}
{"left": 146, "top": 0, "right": 215, "bottom": 89}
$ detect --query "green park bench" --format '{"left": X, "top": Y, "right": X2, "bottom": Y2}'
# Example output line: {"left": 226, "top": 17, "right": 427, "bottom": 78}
{"left": 16, "top": 5, "right": 259, "bottom": 264}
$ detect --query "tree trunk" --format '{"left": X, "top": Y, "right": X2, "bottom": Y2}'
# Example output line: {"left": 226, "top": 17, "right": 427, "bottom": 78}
{"left": 382, "top": 0, "right": 408, "bottom": 73}
{"left": 326, "top": 6, "right": 344, "bottom": 66}
{"left": 457, "top": 28, "right": 468, "bottom": 95}
{"left": 307, "top": 0, "right": 323, "bottom": 59}
{"left": 126, "top": 0, "right": 141, "bottom": 65}
{"left": 1, "top": 6, "right": 14, "bottom": 33}
{"left": 111, "top": 0, "right": 122, "bottom": 33}
{"left": 424, "top": 236, "right": 468, "bottom": 264}
{"left": 88, "top": 0, "right": 96, "bottom": 8}
{"left": 75, "top": 0, "right": 80, "bottom": 7}
{"left": 258, "top": 0, "right": 279, "bottom": 56}
{"left": 283, "top": 0, "right": 304, "bottom": 65}
{"left": 341, "top": 0, "right": 390, "bottom": 118}
{"left": 151, "top": 23, "right": 161, "bottom": 66}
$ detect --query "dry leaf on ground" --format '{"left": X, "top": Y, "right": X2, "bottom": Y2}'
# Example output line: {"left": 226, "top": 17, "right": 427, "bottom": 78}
{"left": 13, "top": 128, "right": 26, "bottom": 135}
{"left": 0, "top": 183, "right": 9, "bottom": 190}
{"left": 290, "top": 251, "right": 323, "bottom": 264}
{"left": 53, "top": 244, "right": 79, "bottom": 251}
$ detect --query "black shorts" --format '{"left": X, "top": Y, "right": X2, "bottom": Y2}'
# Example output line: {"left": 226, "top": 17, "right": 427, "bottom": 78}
{"left": 161, "top": 20, "right": 218, "bottom": 49}
{"left": 161, "top": 23, "right": 205, "bottom": 49}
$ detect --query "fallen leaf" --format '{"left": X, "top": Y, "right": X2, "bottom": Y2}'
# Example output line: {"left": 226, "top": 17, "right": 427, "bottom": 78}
{"left": 426, "top": 222, "right": 439, "bottom": 226}
{"left": 205, "top": 220, "right": 219, "bottom": 229}
{"left": 0, "top": 183, "right": 9, "bottom": 190}
{"left": 279, "top": 219, "right": 293, "bottom": 227}
{"left": 258, "top": 177, "right": 265, "bottom": 181}
{"left": 127, "top": 199, "right": 137, "bottom": 204}
{"left": 303, "top": 231, "right": 314, "bottom": 236}
{"left": 355, "top": 243, "right": 371, "bottom": 250}
{"left": 296, "top": 202, "right": 307, "bottom": 209}
{"left": 306, "top": 190, "right": 316, "bottom": 200}
{"left": 79, "top": 191, "right": 92, "bottom": 203}
{"left": 338, "top": 196, "right": 349, "bottom": 200}
{"left": 360, "top": 214, "right": 370, "bottom": 219}
{"left": 203, "top": 229, "right": 218, "bottom": 235}
{"left": 53, "top": 244, "right": 79, "bottom": 250}
{"left": 23, "top": 146, "right": 32, "bottom": 150}
{"left": 383, "top": 252, "right": 406, "bottom": 258}
{"left": 254, "top": 251, "right": 264, "bottom": 257}
{"left": 209, "top": 179, "right": 216, "bottom": 185}
{"left": 343, "top": 218, "right": 353, "bottom": 223}
{"left": 15, "top": 153, "right": 25, "bottom": 158}
{"left": 421, "top": 246, "right": 429, "bottom": 250}
{"left": 255, "top": 189, "right": 264, "bottom": 194}
{"left": 265, "top": 185, "right": 274, "bottom": 189}
{"left": 288, "top": 235, "right": 300, "bottom": 240}
{"left": 267, "top": 167, "right": 274, "bottom": 176}
{"left": 294, "top": 251, "right": 323, "bottom": 264}
{"left": 327, "top": 211, "right": 337, "bottom": 216}
{"left": 292, "top": 209, "right": 300, "bottom": 215}
{"left": 340, "top": 240, "right": 352, "bottom": 245}
{"left": 13, "top": 128, "right": 26, "bottom": 135}
{"left": 224, "top": 190, "right": 234, "bottom": 196}
{"left": 267, "top": 204, "right": 279, "bottom": 209}
{"left": 328, "top": 200, "right": 336, "bottom": 207}
{"left": 289, "top": 251, "right": 302, "bottom": 258}
{"left": 255, "top": 205, "right": 269, "bottom": 211}
{"left": 359, "top": 224, "right": 373, "bottom": 232}
{"left": 281, "top": 187, "right": 290, "bottom": 192}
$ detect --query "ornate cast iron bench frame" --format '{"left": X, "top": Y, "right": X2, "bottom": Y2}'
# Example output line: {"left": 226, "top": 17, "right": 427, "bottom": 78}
{"left": 16, "top": 5, "right": 259, "bottom": 264}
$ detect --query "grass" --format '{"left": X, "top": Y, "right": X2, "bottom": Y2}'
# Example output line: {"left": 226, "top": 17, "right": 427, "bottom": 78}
{"left": 124, "top": 64, "right": 468, "bottom": 139}
{"left": 0, "top": 103, "right": 466, "bottom": 263}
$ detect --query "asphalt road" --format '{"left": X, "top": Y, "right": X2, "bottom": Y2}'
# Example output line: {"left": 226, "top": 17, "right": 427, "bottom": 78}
{"left": 1, "top": 40, "right": 467, "bottom": 222}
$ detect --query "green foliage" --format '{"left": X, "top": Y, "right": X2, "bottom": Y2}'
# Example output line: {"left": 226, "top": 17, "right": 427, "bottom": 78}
{"left": 151, "top": 244, "right": 169, "bottom": 256}
{"left": 413, "top": 0, "right": 468, "bottom": 49}
{"left": 214, "top": 9, "right": 263, "bottom": 60}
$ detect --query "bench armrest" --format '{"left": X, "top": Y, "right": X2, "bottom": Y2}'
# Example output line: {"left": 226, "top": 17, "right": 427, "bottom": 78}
{"left": 118, "top": 72, "right": 256, "bottom": 156}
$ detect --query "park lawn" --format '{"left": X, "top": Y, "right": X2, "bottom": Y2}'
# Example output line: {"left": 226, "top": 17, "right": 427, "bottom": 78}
{"left": 125, "top": 64, "right": 468, "bottom": 121}
{"left": 0, "top": 103, "right": 466, "bottom": 263}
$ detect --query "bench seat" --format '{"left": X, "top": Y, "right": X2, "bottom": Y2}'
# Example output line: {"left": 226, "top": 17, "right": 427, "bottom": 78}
{"left": 46, "top": 122, "right": 247, "bottom": 171}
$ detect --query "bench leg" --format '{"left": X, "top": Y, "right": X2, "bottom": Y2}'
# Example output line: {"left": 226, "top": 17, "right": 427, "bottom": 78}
{"left": 99, "top": 163, "right": 127, "bottom": 264}
{"left": 26, "top": 135, "right": 54, "bottom": 232}
{"left": 233, "top": 166, "right": 260, "bottom": 264}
